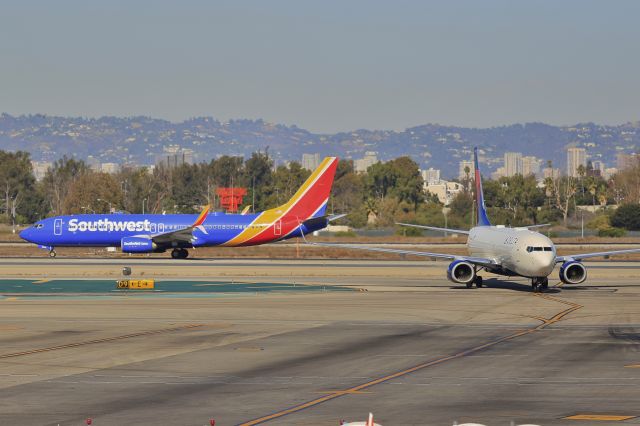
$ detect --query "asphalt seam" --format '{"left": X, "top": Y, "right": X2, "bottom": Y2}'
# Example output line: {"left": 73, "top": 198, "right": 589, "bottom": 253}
{"left": 236, "top": 293, "right": 583, "bottom": 426}
{"left": 0, "top": 324, "right": 205, "bottom": 359}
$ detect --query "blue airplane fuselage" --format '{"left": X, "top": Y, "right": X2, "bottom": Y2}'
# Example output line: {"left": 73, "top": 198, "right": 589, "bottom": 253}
{"left": 19, "top": 212, "right": 322, "bottom": 250}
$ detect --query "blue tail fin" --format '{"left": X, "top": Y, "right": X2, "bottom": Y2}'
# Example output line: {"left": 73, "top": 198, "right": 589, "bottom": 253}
{"left": 474, "top": 147, "right": 491, "bottom": 226}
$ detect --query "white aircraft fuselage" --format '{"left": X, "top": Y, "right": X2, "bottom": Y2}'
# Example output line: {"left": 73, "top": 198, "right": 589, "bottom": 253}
{"left": 467, "top": 226, "right": 556, "bottom": 278}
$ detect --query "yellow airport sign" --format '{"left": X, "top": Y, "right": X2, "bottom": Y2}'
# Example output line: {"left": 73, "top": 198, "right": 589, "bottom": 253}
{"left": 116, "top": 279, "right": 155, "bottom": 290}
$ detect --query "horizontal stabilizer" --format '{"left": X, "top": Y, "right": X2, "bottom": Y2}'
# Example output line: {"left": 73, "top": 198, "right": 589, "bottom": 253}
{"left": 525, "top": 223, "right": 551, "bottom": 229}
{"left": 328, "top": 213, "right": 347, "bottom": 222}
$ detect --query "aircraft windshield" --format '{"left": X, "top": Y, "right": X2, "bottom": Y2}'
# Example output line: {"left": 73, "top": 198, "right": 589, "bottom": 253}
{"left": 526, "top": 246, "right": 553, "bottom": 252}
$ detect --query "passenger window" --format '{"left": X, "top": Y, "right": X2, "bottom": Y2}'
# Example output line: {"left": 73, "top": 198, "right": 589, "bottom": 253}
{"left": 534, "top": 247, "right": 543, "bottom": 251}
{"left": 543, "top": 247, "right": 552, "bottom": 251}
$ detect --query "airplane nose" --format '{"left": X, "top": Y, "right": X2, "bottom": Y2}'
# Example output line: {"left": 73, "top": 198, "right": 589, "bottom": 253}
{"left": 19, "top": 228, "right": 31, "bottom": 241}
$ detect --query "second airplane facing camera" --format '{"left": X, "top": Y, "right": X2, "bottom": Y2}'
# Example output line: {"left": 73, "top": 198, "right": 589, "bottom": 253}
{"left": 311, "top": 148, "right": 640, "bottom": 292}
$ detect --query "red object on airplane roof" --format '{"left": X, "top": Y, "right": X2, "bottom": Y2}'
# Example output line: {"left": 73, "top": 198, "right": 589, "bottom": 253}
{"left": 209, "top": 419, "right": 215, "bottom": 426}
{"left": 216, "top": 187, "right": 247, "bottom": 213}
{"left": 85, "top": 419, "right": 92, "bottom": 425}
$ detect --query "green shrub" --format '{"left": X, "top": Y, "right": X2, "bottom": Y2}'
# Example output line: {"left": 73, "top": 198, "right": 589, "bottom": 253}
{"left": 332, "top": 230, "right": 357, "bottom": 238}
{"left": 586, "top": 214, "right": 610, "bottom": 230}
{"left": 611, "top": 204, "right": 640, "bottom": 230}
{"left": 597, "top": 227, "right": 626, "bottom": 237}
{"left": 396, "top": 226, "right": 423, "bottom": 237}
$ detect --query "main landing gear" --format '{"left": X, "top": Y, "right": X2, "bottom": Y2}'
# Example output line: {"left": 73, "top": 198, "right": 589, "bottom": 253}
{"left": 466, "top": 275, "right": 483, "bottom": 289}
{"left": 171, "top": 248, "right": 189, "bottom": 259}
{"left": 531, "top": 277, "right": 549, "bottom": 293}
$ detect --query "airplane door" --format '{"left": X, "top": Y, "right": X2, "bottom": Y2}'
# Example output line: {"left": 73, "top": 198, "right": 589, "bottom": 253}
{"left": 274, "top": 220, "right": 282, "bottom": 236}
{"left": 54, "top": 219, "right": 63, "bottom": 236}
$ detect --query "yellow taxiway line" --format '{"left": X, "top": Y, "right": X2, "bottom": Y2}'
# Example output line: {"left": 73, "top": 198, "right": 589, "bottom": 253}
{"left": 564, "top": 414, "right": 637, "bottom": 421}
{"left": 238, "top": 294, "right": 583, "bottom": 425}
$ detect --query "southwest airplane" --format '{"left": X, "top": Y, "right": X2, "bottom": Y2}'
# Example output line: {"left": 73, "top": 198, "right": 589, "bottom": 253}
{"left": 20, "top": 157, "right": 340, "bottom": 259}
{"left": 309, "top": 148, "right": 640, "bottom": 292}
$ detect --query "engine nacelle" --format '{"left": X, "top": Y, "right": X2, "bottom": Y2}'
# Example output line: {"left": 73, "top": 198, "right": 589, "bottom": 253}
{"left": 559, "top": 261, "right": 587, "bottom": 284}
{"left": 121, "top": 237, "right": 155, "bottom": 253}
{"left": 447, "top": 260, "right": 476, "bottom": 284}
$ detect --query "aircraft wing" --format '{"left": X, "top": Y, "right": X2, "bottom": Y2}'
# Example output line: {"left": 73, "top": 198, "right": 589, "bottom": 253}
{"left": 396, "top": 222, "right": 469, "bottom": 235}
{"left": 556, "top": 248, "right": 640, "bottom": 263}
{"left": 150, "top": 205, "right": 210, "bottom": 247}
{"left": 305, "top": 240, "right": 495, "bottom": 267}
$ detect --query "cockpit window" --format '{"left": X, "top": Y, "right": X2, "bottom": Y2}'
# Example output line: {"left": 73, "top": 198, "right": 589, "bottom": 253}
{"left": 527, "top": 246, "right": 552, "bottom": 253}
{"left": 35, "top": 224, "right": 44, "bottom": 229}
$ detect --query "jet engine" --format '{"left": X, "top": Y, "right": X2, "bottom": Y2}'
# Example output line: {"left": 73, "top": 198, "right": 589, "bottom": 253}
{"left": 559, "top": 261, "right": 587, "bottom": 284}
{"left": 447, "top": 260, "right": 476, "bottom": 284}
{"left": 121, "top": 237, "right": 156, "bottom": 253}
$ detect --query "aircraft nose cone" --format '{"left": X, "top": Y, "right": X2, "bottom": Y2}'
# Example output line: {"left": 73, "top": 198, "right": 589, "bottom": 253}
{"left": 19, "top": 228, "right": 31, "bottom": 241}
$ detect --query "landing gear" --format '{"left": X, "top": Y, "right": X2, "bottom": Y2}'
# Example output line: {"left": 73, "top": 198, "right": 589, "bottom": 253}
{"left": 466, "top": 275, "right": 483, "bottom": 289}
{"left": 48, "top": 250, "right": 57, "bottom": 258}
{"left": 531, "top": 277, "right": 549, "bottom": 293}
{"left": 541, "top": 278, "right": 549, "bottom": 291}
{"left": 474, "top": 275, "right": 483, "bottom": 288}
{"left": 171, "top": 248, "right": 189, "bottom": 259}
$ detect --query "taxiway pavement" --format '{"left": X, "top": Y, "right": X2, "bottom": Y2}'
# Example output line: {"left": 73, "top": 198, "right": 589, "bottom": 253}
{"left": 0, "top": 259, "right": 638, "bottom": 425}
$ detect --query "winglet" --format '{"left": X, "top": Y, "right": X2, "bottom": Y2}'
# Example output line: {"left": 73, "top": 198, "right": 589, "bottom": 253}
{"left": 192, "top": 205, "right": 210, "bottom": 227}
{"left": 474, "top": 147, "right": 491, "bottom": 226}
{"left": 367, "top": 413, "right": 374, "bottom": 426}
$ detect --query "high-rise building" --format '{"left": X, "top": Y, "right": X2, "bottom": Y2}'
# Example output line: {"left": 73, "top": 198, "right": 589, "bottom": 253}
{"left": 567, "top": 147, "right": 587, "bottom": 177}
{"left": 100, "top": 163, "right": 120, "bottom": 174}
{"left": 491, "top": 167, "right": 506, "bottom": 180}
{"left": 543, "top": 167, "right": 561, "bottom": 180}
{"left": 521, "top": 156, "right": 541, "bottom": 177}
{"left": 425, "top": 181, "right": 463, "bottom": 206}
{"left": 157, "top": 148, "right": 194, "bottom": 168}
{"left": 504, "top": 152, "right": 523, "bottom": 177}
{"left": 458, "top": 160, "right": 474, "bottom": 180}
{"left": 301, "top": 153, "right": 320, "bottom": 171}
{"left": 590, "top": 160, "right": 605, "bottom": 177}
{"left": 421, "top": 168, "right": 441, "bottom": 185}
{"left": 355, "top": 151, "right": 379, "bottom": 173}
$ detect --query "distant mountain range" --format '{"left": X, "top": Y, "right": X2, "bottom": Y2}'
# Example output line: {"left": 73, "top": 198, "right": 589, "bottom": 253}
{"left": 1, "top": 113, "right": 639, "bottom": 178}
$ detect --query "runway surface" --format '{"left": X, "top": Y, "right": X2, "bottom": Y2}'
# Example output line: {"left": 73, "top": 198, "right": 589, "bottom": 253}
{"left": 0, "top": 259, "right": 639, "bottom": 425}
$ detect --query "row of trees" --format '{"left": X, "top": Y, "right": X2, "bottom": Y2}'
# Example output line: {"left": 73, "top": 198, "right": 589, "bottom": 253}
{"left": 2, "top": 149, "right": 640, "bottom": 232}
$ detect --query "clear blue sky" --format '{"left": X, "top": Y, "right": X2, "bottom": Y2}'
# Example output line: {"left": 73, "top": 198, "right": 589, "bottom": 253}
{"left": 1, "top": 0, "right": 639, "bottom": 132}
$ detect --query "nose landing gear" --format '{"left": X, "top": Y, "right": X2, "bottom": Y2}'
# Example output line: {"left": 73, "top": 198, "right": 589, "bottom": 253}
{"left": 48, "top": 249, "right": 57, "bottom": 258}
{"left": 531, "top": 277, "right": 549, "bottom": 293}
{"left": 171, "top": 248, "right": 189, "bottom": 259}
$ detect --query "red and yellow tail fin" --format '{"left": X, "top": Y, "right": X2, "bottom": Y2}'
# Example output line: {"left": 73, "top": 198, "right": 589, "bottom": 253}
{"left": 221, "top": 157, "right": 339, "bottom": 246}
{"left": 274, "top": 156, "right": 338, "bottom": 218}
